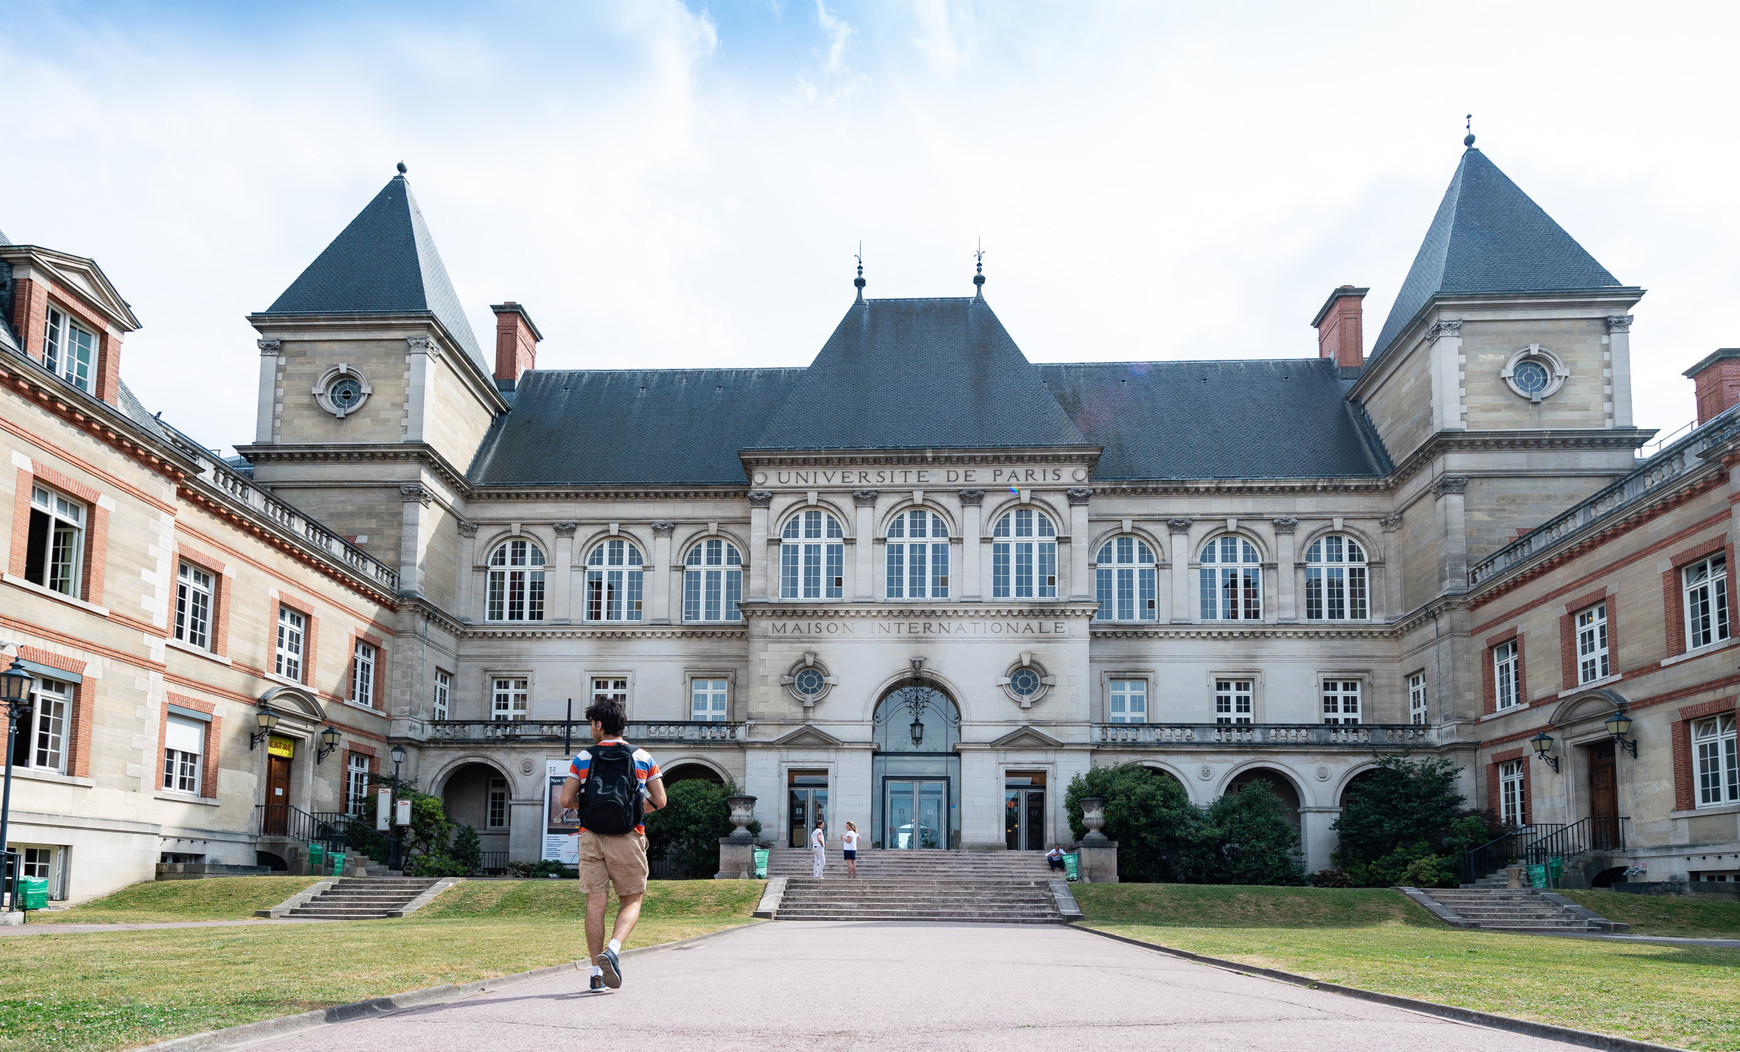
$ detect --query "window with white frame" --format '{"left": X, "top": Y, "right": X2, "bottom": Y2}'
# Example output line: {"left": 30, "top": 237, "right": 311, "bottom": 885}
{"left": 1408, "top": 671, "right": 1428, "bottom": 726}
{"left": 992, "top": 508, "right": 1057, "bottom": 599}
{"left": 486, "top": 539, "right": 546, "bottom": 622}
{"left": 1199, "top": 536, "right": 1261, "bottom": 620}
{"left": 23, "top": 676, "right": 73, "bottom": 774}
{"left": 1577, "top": 603, "right": 1610, "bottom": 683}
{"left": 1498, "top": 759, "right": 1526, "bottom": 826}
{"left": 45, "top": 306, "right": 96, "bottom": 393}
{"left": 691, "top": 678, "right": 728, "bottom": 721}
{"left": 431, "top": 668, "right": 451, "bottom": 721}
{"left": 1693, "top": 713, "right": 1739, "bottom": 807}
{"left": 491, "top": 678, "right": 528, "bottom": 722}
{"left": 346, "top": 641, "right": 374, "bottom": 706}
{"left": 592, "top": 677, "right": 628, "bottom": 713}
{"left": 162, "top": 714, "right": 204, "bottom": 794}
{"left": 24, "top": 485, "right": 85, "bottom": 596}
{"left": 1107, "top": 679, "right": 1147, "bottom": 723}
{"left": 274, "top": 606, "right": 306, "bottom": 681}
{"left": 1095, "top": 536, "right": 1158, "bottom": 621}
{"left": 1493, "top": 640, "right": 1519, "bottom": 711}
{"left": 1322, "top": 679, "right": 1362, "bottom": 725}
{"left": 780, "top": 510, "right": 844, "bottom": 599}
{"left": 487, "top": 777, "right": 508, "bottom": 828}
{"left": 21, "top": 846, "right": 54, "bottom": 882}
{"left": 345, "top": 754, "right": 371, "bottom": 817}
{"left": 684, "top": 539, "right": 743, "bottom": 622}
{"left": 585, "top": 539, "right": 645, "bottom": 622}
{"left": 1684, "top": 555, "right": 1729, "bottom": 650}
{"left": 1214, "top": 679, "right": 1253, "bottom": 724}
{"left": 173, "top": 562, "right": 214, "bottom": 649}
{"left": 887, "top": 510, "right": 950, "bottom": 599}
{"left": 1304, "top": 534, "right": 1368, "bottom": 620}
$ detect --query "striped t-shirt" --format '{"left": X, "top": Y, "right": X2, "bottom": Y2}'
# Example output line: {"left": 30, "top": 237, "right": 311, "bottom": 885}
{"left": 570, "top": 740, "right": 662, "bottom": 835}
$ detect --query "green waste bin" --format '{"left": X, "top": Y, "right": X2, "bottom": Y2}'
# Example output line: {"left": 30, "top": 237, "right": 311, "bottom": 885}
{"left": 21, "top": 878, "right": 48, "bottom": 911}
{"left": 330, "top": 853, "right": 346, "bottom": 877}
{"left": 308, "top": 844, "right": 326, "bottom": 867}
{"left": 1526, "top": 864, "right": 1548, "bottom": 888}
{"left": 1063, "top": 853, "right": 1080, "bottom": 882}
{"left": 753, "top": 849, "right": 769, "bottom": 879}
{"left": 1546, "top": 857, "right": 1564, "bottom": 887}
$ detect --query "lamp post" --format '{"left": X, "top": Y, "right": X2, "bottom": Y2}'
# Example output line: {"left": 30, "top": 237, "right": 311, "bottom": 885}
{"left": 389, "top": 744, "right": 406, "bottom": 789}
{"left": 248, "top": 706, "right": 280, "bottom": 750}
{"left": 1604, "top": 709, "right": 1638, "bottom": 759}
{"left": 316, "top": 725, "right": 342, "bottom": 765}
{"left": 1, "top": 656, "right": 38, "bottom": 908}
{"left": 1530, "top": 730, "right": 1560, "bottom": 772}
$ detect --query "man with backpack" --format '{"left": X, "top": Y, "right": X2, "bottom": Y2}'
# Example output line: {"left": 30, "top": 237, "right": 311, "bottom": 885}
{"left": 558, "top": 697, "right": 666, "bottom": 991}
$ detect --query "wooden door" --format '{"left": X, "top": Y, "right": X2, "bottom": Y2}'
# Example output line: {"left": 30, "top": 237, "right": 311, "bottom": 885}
{"left": 1588, "top": 742, "right": 1618, "bottom": 849}
{"left": 265, "top": 754, "right": 292, "bottom": 835}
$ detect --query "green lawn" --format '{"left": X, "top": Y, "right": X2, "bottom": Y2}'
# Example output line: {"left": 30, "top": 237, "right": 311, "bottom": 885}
{"left": 0, "top": 878, "right": 764, "bottom": 1052}
{"left": 30, "top": 877, "right": 323, "bottom": 924}
{"left": 1076, "top": 884, "right": 1740, "bottom": 1051}
{"left": 1560, "top": 890, "right": 1740, "bottom": 938}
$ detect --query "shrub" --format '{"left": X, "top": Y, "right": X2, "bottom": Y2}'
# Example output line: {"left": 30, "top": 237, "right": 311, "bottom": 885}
{"left": 1312, "top": 867, "right": 1355, "bottom": 888}
{"left": 643, "top": 779, "right": 760, "bottom": 879}
{"left": 1065, "top": 765, "right": 1215, "bottom": 883}
{"left": 507, "top": 860, "right": 535, "bottom": 878}
{"left": 1333, "top": 754, "right": 1495, "bottom": 887}
{"left": 451, "top": 825, "right": 483, "bottom": 876}
{"left": 1204, "top": 781, "right": 1307, "bottom": 886}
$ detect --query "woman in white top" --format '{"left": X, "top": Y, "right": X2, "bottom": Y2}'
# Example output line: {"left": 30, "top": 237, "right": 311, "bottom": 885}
{"left": 841, "top": 821, "right": 860, "bottom": 878}
{"left": 810, "top": 817, "right": 826, "bottom": 879}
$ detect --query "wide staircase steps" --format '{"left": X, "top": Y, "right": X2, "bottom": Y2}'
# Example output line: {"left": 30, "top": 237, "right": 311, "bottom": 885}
{"left": 773, "top": 878, "right": 1066, "bottom": 923}
{"left": 766, "top": 848, "right": 1056, "bottom": 881}
{"left": 1417, "top": 887, "right": 1622, "bottom": 934}
{"left": 284, "top": 877, "right": 440, "bottom": 920}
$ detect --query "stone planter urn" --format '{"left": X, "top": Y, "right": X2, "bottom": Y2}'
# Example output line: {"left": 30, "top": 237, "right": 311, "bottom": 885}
{"left": 727, "top": 795, "right": 757, "bottom": 839}
{"left": 1081, "top": 797, "right": 1109, "bottom": 843}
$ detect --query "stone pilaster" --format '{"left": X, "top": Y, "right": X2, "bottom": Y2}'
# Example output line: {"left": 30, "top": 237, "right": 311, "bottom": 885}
{"left": 1168, "top": 517, "right": 1193, "bottom": 623}
{"left": 853, "top": 490, "right": 878, "bottom": 601}
{"left": 551, "top": 522, "right": 578, "bottom": 624}
{"left": 1427, "top": 318, "right": 1466, "bottom": 433}
{"left": 1272, "top": 516, "right": 1298, "bottom": 621}
{"left": 1066, "top": 488, "right": 1092, "bottom": 600}
{"left": 1607, "top": 314, "right": 1635, "bottom": 428}
{"left": 650, "top": 521, "right": 676, "bottom": 623}
{"left": 747, "top": 491, "right": 773, "bottom": 600}
{"left": 254, "top": 338, "right": 280, "bottom": 444}
{"left": 1432, "top": 476, "right": 1469, "bottom": 593}
{"left": 959, "top": 490, "right": 984, "bottom": 601}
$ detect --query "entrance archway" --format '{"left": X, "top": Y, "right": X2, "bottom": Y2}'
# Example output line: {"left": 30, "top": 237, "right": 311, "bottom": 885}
{"left": 441, "top": 761, "right": 512, "bottom": 871}
{"left": 1224, "top": 767, "right": 1302, "bottom": 830}
{"left": 871, "top": 681, "right": 961, "bottom": 850}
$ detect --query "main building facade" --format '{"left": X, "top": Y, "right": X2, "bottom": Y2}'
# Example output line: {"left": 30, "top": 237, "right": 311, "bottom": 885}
{"left": 5, "top": 137, "right": 1738, "bottom": 901}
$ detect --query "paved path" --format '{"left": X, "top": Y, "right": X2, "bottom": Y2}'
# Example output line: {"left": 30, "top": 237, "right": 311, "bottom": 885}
{"left": 245, "top": 922, "right": 1581, "bottom": 1051}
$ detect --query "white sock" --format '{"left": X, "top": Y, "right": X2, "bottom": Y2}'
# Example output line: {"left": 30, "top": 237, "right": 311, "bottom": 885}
{"left": 590, "top": 965, "right": 602, "bottom": 976}
{"left": 608, "top": 939, "right": 621, "bottom": 955}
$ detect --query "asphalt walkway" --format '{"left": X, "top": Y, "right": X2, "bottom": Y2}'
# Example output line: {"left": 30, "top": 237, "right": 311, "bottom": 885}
{"left": 242, "top": 922, "right": 1584, "bottom": 1051}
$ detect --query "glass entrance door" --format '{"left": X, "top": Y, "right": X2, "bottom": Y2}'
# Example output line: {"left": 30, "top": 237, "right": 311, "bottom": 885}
{"left": 885, "top": 779, "right": 948, "bottom": 849}
{"left": 1005, "top": 774, "right": 1046, "bottom": 850}
{"left": 789, "top": 772, "right": 828, "bottom": 848}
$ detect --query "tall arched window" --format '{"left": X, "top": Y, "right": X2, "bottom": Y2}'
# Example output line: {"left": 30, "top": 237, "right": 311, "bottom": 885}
{"left": 585, "top": 539, "right": 644, "bottom": 622}
{"left": 1305, "top": 534, "right": 1368, "bottom": 620}
{"left": 486, "top": 539, "right": 546, "bottom": 622}
{"left": 887, "top": 510, "right": 950, "bottom": 599}
{"left": 1199, "top": 535, "right": 1261, "bottom": 620}
{"left": 992, "top": 508, "right": 1058, "bottom": 599}
{"left": 780, "top": 510, "right": 844, "bottom": 599}
{"left": 1095, "top": 535, "right": 1157, "bottom": 621}
{"left": 684, "top": 539, "right": 743, "bottom": 622}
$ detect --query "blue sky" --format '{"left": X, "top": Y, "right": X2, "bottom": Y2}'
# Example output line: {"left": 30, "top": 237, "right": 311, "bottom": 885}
{"left": 4, "top": 1, "right": 1739, "bottom": 453}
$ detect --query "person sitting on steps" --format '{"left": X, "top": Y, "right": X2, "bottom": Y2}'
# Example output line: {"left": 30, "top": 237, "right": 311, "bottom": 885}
{"left": 1047, "top": 844, "right": 1067, "bottom": 872}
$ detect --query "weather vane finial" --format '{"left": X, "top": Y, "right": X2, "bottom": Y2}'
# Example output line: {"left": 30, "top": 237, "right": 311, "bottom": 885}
{"left": 854, "top": 240, "right": 866, "bottom": 295}
{"left": 973, "top": 238, "right": 985, "bottom": 293}
{"left": 396, "top": 160, "right": 408, "bottom": 175}
{"left": 1464, "top": 114, "right": 1475, "bottom": 149}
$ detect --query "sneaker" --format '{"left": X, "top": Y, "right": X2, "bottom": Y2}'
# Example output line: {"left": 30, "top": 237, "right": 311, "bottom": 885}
{"left": 589, "top": 973, "right": 605, "bottom": 993}
{"left": 596, "top": 948, "right": 622, "bottom": 989}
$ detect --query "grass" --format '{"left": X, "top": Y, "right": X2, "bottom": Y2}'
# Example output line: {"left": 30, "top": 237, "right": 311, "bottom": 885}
{"left": 1076, "top": 884, "right": 1740, "bottom": 1051}
{"left": 0, "top": 878, "right": 764, "bottom": 1052}
{"left": 1559, "top": 889, "right": 1740, "bottom": 938}
{"left": 30, "top": 877, "right": 323, "bottom": 924}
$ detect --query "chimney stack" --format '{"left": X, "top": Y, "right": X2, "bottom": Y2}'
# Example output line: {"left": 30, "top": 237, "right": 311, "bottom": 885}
{"left": 1684, "top": 348, "right": 1740, "bottom": 425}
{"left": 1312, "top": 285, "right": 1368, "bottom": 369}
{"left": 490, "top": 302, "right": 542, "bottom": 390}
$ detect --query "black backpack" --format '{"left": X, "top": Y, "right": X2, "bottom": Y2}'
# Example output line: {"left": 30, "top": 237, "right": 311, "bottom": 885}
{"left": 581, "top": 743, "right": 643, "bottom": 835}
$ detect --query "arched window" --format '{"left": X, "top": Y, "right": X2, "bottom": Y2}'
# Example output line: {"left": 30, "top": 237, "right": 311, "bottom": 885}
{"left": 780, "top": 510, "right": 844, "bottom": 599}
{"left": 684, "top": 539, "right": 743, "bottom": 622}
{"left": 1199, "top": 535, "right": 1261, "bottom": 620}
{"left": 1095, "top": 535, "right": 1157, "bottom": 621}
{"left": 486, "top": 539, "right": 546, "bottom": 622}
{"left": 1305, "top": 534, "right": 1368, "bottom": 620}
{"left": 585, "top": 539, "right": 644, "bottom": 622}
{"left": 992, "top": 508, "right": 1057, "bottom": 599}
{"left": 887, "top": 510, "right": 950, "bottom": 599}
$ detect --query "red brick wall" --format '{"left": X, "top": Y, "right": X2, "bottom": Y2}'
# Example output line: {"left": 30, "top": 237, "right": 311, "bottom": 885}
{"left": 493, "top": 308, "right": 538, "bottom": 382}
{"left": 1314, "top": 288, "right": 1365, "bottom": 368}
{"left": 11, "top": 278, "right": 48, "bottom": 365}
{"left": 1672, "top": 696, "right": 1739, "bottom": 811}
{"left": 1691, "top": 357, "right": 1740, "bottom": 425}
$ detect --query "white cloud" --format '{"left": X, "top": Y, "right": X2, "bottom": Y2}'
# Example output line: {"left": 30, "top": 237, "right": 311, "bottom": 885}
{"left": 910, "top": 0, "right": 969, "bottom": 70}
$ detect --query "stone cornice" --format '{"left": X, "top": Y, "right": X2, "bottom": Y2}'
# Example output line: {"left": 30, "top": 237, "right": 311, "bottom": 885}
{"left": 1090, "top": 622, "right": 1400, "bottom": 640}
{"left": 470, "top": 486, "right": 752, "bottom": 502}
{"left": 246, "top": 310, "right": 509, "bottom": 414}
{"left": 737, "top": 601, "right": 1101, "bottom": 620}
{"left": 237, "top": 442, "right": 471, "bottom": 494}
{"left": 458, "top": 622, "right": 749, "bottom": 640}
{"left": 1091, "top": 477, "right": 1392, "bottom": 496}
{"left": 402, "top": 595, "right": 468, "bottom": 636}
{"left": 1388, "top": 428, "right": 1654, "bottom": 486}
{"left": 0, "top": 347, "right": 195, "bottom": 484}
{"left": 739, "top": 446, "right": 1102, "bottom": 469}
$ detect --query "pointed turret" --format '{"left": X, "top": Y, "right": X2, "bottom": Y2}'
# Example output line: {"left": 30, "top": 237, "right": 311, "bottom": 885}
{"left": 263, "top": 166, "right": 487, "bottom": 375}
{"left": 1370, "top": 146, "right": 1627, "bottom": 361}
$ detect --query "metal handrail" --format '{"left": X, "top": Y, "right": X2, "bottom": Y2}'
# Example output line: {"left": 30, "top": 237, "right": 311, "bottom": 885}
{"left": 1, "top": 849, "right": 19, "bottom": 913}
{"left": 1462, "top": 817, "right": 1626, "bottom": 884}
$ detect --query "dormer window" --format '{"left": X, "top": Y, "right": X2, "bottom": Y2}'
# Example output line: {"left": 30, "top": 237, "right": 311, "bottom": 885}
{"left": 45, "top": 307, "right": 96, "bottom": 393}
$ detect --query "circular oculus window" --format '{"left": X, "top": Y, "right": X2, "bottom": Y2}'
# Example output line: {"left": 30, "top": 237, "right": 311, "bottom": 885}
{"left": 312, "top": 364, "right": 373, "bottom": 419}
{"left": 793, "top": 668, "right": 827, "bottom": 699}
{"left": 1008, "top": 668, "right": 1042, "bottom": 697}
{"left": 1500, "top": 345, "right": 1568, "bottom": 404}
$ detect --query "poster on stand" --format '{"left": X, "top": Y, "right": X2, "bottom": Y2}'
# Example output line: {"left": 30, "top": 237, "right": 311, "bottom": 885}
{"left": 543, "top": 758, "right": 580, "bottom": 864}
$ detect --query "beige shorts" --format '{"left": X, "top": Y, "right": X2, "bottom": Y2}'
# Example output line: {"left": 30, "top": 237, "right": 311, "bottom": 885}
{"left": 577, "top": 830, "right": 649, "bottom": 896}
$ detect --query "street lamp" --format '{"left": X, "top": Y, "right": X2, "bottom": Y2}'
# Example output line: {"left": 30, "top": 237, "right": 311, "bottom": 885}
{"left": 389, "top": 744, "right": 406, "bottom": 787}
{"left": 1604, "top": 708, "right": 1638, "bottom": 759}
{"left": 248, "top": 706, "right": 280, "bottom": 750}
{"left": 1530, "top": 730, "right": 1560, "bottom": 772}
{"left": 316, "top": 725, "right": 342, "bottom": 765}
{"left": 909, "top": 715, "right": 925, "bottom": 747}
{"left": 1, "top": 656, "right": 38, "bottom": 907}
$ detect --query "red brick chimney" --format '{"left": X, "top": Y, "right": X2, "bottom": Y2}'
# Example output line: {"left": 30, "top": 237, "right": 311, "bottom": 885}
{"left": 1684, "top": 348, "right": 1740, "bottom": 425}
{"left": 490, "top": 302, "right": 542, "bottom": 388}
{"left": 1311, "top": 285, "right": 1368, "bottom": 369}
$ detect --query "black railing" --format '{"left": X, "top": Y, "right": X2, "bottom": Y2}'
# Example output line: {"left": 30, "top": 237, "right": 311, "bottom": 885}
{"left": 1462, "top": 817, "right": 1626, "bottom": 884}
{"left": 480, "top": 851, "right": 508, "bottom": 875}
{"left": 255, "top": 805, "right": 402, "bottom": 867}
{"left": 1, "top": 850, "right": 20, "bottom": 913}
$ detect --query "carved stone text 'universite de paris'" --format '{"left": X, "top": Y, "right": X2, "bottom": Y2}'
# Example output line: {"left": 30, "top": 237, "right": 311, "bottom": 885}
{"left": 763, "top": 620, "right": 1071, "bottom": 637}
{"left": 771, "top": 467, "right": 1066, "bottom": 487}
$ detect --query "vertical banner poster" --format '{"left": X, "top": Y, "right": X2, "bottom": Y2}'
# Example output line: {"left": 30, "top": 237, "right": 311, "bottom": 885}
{"left": 544, "top": 758, "right": 580, "bottom": 864}
{"left": 376, "top": 786, "right": 392, "bottom": 831}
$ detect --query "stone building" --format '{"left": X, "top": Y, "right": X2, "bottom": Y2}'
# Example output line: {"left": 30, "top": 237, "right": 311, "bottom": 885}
{"left": 4, "top": 135, "right": 1733, "bottom": 900}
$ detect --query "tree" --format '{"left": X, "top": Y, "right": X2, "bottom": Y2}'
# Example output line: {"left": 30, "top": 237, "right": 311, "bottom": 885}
{"left": 354, "top": 779, "right": 463, "bottom": 877}
{"left": 643, "top": 779, "right": 759, "bottom": 879}
{"left": 1065, "top": 764, "right": 1214, "bottom": 882}
{"left": 451, "top": 825, "right": 483, "bottom": 876}
{"left": 1332, "top": 753, "right": 1494, "bottom": 887}
{"left": 1203, "top": 781, "right": 1307, "bottom": 886}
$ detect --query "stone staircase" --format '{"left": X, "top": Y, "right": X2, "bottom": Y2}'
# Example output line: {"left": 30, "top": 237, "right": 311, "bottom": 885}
{"left": 1410, "top": 886, "right": 1627, "bottom": 934}
{"left": 765, "top": 848, "right": 1055, "bottom": 880}
{"left": 280, "top": 877, "right": 443, "bottom": 920}
{"left": 763, "top": 849, "right": 1073, "bottom": 923}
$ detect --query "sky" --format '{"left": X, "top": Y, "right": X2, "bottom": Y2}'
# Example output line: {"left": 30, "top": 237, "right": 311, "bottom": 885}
{"left": 3, "top": 1, "right": 1738, "bottom": 457}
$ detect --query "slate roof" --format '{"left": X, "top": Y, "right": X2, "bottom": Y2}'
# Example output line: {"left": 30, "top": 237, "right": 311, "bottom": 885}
{"left": 1037, "top": 357, "right": 1390, "bottom": 480}
{"left": 745, "top": 297, "right": 1090, "bottom": 451}
{"left": 117, "top": 381, "right": 169, "bottom": 442}
{"left": 468, "top": 367, "right": 806, "bottom": 486}
{"left": 262, "top": 174, "right": 489, "bottom": 375}
{"left": 1371, "top": 148, "right": 1628, "bottom": 360}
